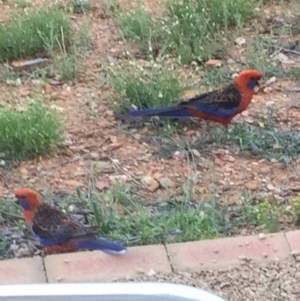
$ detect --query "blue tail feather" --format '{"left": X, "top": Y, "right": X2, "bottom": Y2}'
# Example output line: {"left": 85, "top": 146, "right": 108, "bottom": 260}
{"left": 128, "top": 106, "right": 193, "bottom": 118}
{"left": 75, "top": 237, "right": 127, "bottom": 255}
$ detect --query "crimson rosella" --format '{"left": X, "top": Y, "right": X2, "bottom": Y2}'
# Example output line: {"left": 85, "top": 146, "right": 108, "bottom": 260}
{"left": 124, "top": 69, "right": 262, "bottom": 126}
{"left": 15, "top": 188, "right": 127, "bottom": 255}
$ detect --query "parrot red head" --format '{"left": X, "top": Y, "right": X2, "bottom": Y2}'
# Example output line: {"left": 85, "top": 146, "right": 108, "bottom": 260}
{"left": 15, "top": 188, "right": 42, "bottom": 211}
{"left": 234, "top": 69, "right": 262, "bottom": 91}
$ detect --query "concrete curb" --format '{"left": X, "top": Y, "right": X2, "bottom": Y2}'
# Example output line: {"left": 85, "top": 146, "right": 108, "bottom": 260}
{"left": 1, "top": 230, "right": 300, "bottom": 284}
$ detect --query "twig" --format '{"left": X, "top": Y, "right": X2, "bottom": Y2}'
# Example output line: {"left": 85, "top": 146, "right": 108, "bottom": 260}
{"left": 270, "top": 47, "right": 283, "bottom": 58}
{"left": 270, "top": 44, "right": 300, "bottom": 57}
{"left": 281, "top": 48, "right": 300, "bottom": 55}
{"left": 274, "top": 87, "right": 300, "bottom": 93}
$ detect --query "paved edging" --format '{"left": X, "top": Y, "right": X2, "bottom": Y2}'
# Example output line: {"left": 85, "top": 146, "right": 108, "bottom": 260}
{"left": 1, "top": 230, "right": 300, "bottom": 284}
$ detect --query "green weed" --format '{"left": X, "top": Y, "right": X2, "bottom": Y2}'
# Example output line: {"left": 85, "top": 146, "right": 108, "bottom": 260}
{"left": 200, "top": 67, "right": 233, "bottom": 88}
{"left": 202, "top": 124, "right": 300, "bottom": 162}
{"left": 52, "top": 44, "right": 84, "bottom": 81}
{"left": 0, "top": 6, "right": 71, "bottom": 61}
{"left": 102, "top": 0, "right": 120, "bottom": 18}
{"left": 246, "top": 35, "right": 283, "bottom": 77}
{"left": 245, "top": 200, "right": 284, "bottom": 233}
{"left": 107, "top": 62, "right": 183, "bottom": 112}
{"left": 157, "top": 123, "right": 300, "bottom": 163}
{"left": 0, "top": 235, "right": 13, "bottom": 259}
{"left": 118, "top": 3, "right": 164, "bottom": 56}
{"left": 291, "top": 197, "right": 300, "bottom": 226}
{"left": 69, "top": 0, "right": 92, "bottom": 13}
{"left": 44, "top": 17, "right": 91, "bottom": 81}
{"left": 164, "top": 0, "right": 254, "bottom": 63}
{"left": 88, "top": 186, "right": 225, "bottom": 244}
{"left": 0, "top": 101, "right": 64, "bottom": 161}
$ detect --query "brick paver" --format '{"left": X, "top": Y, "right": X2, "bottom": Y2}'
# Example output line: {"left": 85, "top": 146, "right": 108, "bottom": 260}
{"left": 166, "top": 233, "right": 291, "bottom": 272}
{"left": 44, "top": 245, "right": 171, "bottom": 283}
{"left": 285, "top": 230, "right": 300, "bottom": 253}
{"left": 0, "top": 256, "right": 46, "bottom": 284}
{"left": 0, "top": 232, "right": 296, "bottom": 283}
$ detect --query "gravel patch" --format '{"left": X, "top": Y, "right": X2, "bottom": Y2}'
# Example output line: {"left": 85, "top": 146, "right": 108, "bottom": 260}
{"left": 0, "top": 226, "right": 41, "bottom": 260}
{"left": 127, "top": 258, "right": 300, "bottom": 301}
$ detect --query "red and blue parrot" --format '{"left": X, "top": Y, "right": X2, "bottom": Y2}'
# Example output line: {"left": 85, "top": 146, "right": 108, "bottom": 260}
{"left": 123, "top": 69, "right": 262, "bottom": 126}
{"left": 15, "top": 188, "right": 127, "bottom": 255}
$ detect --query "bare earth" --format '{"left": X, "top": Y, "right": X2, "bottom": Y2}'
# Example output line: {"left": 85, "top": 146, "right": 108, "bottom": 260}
{"left": 0, "top": 1, "right": 299, "bottom": 214}
{"left": 1, "top": 1, "right": 300, "bottom": 299}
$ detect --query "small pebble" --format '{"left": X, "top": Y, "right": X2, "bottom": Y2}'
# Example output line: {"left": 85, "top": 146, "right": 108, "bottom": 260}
{"left": 147, "top": 269, "right": 156, "bottom": 277}
{"left": 11, "top": 234, "right": 22, "bottom": 239}
{"left": 258, "top": 233, "right": 266, "bottom": 240}
{"left": 10, "top": 244, "right": 19, "bottom": 251}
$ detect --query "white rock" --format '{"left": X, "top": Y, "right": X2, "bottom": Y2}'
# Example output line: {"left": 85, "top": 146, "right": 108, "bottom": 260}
{"left": 235, "top": 37, "right": 246, "bottom": 46}
{"left": 147, "top": 269, "right": 156, "bottom": 276}
{"left": 258, "top": 233, "right": 266, "bottom": 240}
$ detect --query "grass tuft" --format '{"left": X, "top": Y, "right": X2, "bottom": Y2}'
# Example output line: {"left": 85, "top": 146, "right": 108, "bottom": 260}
{"left": 69, "top": 0, "right": 92, "bottom": 13}
{"left": 0, "top": 6, "right": 71, "bottom": 62}
{"left": 0, "top": 102, "right": 64, "bottom": 161}
{"left": 0, "top": 235, "right": 13, "bottom": 259}
{"left": 207, "top": 124, "right": 300, "bottom": 162}
{"left": 117, "top": 0, "right": 255, "bottom": 62}
{"left": 1, "top": 184, "right": 298, "bottom": 260}
{"left": 165, "top": 0, "right": 253, "bottom": 62}
{"left": 118, "top": 4, "right": 164, "bottom": 56}
{"left": 107, "top": 62, "right": 183, "bottom": 112}
{"left": 158, "top": 124, "right": 300, "bottom": 163}
{"left": 76, "top": 185, "right": 228, "bottom": 244}
{"left": 244, "top": 200, "right": 284, "bottom": 233}
{"left": 200, "top": 67, "right": 233, "bottom": 88}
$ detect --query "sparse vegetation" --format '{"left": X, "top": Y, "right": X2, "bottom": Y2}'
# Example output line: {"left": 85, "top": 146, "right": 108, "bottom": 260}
{"left": 0, "top": 102, "right": 64, "bottom": 161}
{"left": 0, "top": 235, "right": 13, "bottom": 259}
{"left": 70, "top": 0, "right": 92, "bottom": 13}
{"left": 0, "top": 0, "right": 300, "bottom": 263}
{"left": 107, "top": 62, "right": 183, "bottom": 112}
{"left": 0, "top": 7, "right": 71, "bottom": 62}
{"left": 158, "top": 124, "right": 300, "bottom": 163}
{"left": 118, "top": 4, "right": 164, "bottom": 56}
{"left": 117, "top": 0, "right": 255, "bottom": 62}
{"left": 165, "top": 0, "right": 253, "bottom": 63}
{"left": 0, "top": 184, "right": 297, "bottom": 258}
{"left": 244, "top": 200, "right": 285, "bottom": 233}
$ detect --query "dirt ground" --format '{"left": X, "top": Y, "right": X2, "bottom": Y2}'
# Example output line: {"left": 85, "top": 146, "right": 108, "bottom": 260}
{"left": 1, "top": 0, "right": 300, "bottom": 212}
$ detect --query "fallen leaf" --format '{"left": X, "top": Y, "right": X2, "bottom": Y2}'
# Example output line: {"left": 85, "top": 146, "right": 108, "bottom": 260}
{"left": 18, "top": 87, "right": 30, "bottom": 97}
{"left": 205, "top": 59, "right": 222, "bottom": 68}
{"left": 191, "top": 149, "right": 201, "bottom": 158}
{"left": 141, "top": 176, "right": 160, "bottom": 191}
{"left": 94, "top": 161, "right": 113, "bottom": 172}
{"left": 245, "top": 182, "right": 259, "bottom": 190}
{"left": 263, "top": 86, "right": 273, "bottom": 93}
{"left": 158, "top": 177, "right": 175, "bottom": 189}
{"left": 109, "top": 175, "right": 128, "bottom": 183}
{"left": 90, "top": 152, "right": 100, "bottom": 159}
{"left": 95, "top": 181, "right": 109, "bottom": 191}
{"left": 109, "top": 135, "right": 118, "bottom": 144}
{"left": 44, "top": 84, "right": 54, "bottom": 94}
{"left": 152, "top": 172, "right": 163, "bottom": 180}
{"left": 65, "top": 180, "right": 85, "bottom": 187}
{"left": 20, "top": 168, "right": 28, "bottom": 175}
